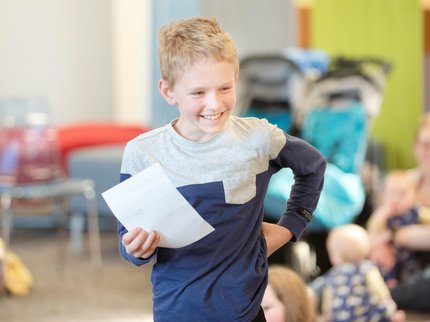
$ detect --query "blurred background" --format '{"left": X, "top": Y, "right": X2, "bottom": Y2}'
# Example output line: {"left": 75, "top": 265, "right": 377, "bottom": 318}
{"left": 1, "top": 0, "right": 427, "bottom": 167}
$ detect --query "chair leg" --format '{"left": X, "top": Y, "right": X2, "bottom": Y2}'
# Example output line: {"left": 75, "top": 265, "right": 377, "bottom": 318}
{"left": 56, "top": 198, "right": 70, "bottom": 271}
{"left": 0, "top": 194, "right": 13, "bottom": 247}
{"left": 83, "top": 186, "right": 102, "bottom": 266}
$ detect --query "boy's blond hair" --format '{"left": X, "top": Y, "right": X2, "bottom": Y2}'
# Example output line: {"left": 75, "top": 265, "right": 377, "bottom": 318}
{"left": 157, "top": 16, "right": 239, "bottom": 87}
{"left": 327, "top": 224, "right": 370, "bottom": 264}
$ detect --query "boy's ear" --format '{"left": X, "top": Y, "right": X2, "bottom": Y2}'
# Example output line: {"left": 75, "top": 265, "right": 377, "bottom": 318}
{"left": 158, "top": 79, "right": 176, "bottom": 106}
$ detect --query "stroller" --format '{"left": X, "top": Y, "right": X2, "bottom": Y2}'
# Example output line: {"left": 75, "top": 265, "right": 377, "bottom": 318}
{"left": 265, "top": 56, "right": 392, "bottom": 230}
{"left": 239, "top": 54, "right": 391, "bottom": 277}
{"left": 236, "top": 54, "right": 307, "bottom": 134}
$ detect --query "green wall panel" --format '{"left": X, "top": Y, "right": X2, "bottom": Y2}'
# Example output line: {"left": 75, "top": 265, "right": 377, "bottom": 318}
{"left": 311, "top": 0, "right": 423, "bottom": 169}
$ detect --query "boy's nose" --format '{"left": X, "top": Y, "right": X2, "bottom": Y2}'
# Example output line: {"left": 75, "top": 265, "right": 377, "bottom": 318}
{"left": 206, "top": 92, "right": 220, "bottom": 111}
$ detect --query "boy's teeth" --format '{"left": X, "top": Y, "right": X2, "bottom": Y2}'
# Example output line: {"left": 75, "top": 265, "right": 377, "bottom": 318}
{"left": 203, "top": 113, "right": 221, "bottom": 120}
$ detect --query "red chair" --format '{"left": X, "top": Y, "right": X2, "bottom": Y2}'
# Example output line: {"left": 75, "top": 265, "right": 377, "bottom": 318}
{"left": 0, "top": 99, "right": 101, "bottom": 265}
{"left": 56, "top": 122, "right": 148, "bottom": 173}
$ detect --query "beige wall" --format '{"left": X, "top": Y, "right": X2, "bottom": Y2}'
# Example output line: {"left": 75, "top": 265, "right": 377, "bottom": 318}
{"left": 0, "top": 0, "right": 294, "bottom": 126}
{"left": 111, "top": 0, "right": 152, "bottom": 126}
{"left": 201, "top": 0, "right": 296, "bottom": 58}
{"left": 0, "top": 0, "right": 113, "bottom": 125}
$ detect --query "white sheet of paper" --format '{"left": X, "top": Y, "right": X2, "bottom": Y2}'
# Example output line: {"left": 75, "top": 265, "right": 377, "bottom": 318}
{"left": 102, "top": 163, "right": 214, "bottom": 248}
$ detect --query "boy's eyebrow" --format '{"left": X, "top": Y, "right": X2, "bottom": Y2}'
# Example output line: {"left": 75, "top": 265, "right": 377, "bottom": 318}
{"left": 187, "top": 86, "right": 205, "bottom": 92}
{"left": 219, "top": 81, "right": 235, "bottom": 87}
{"left": 187, "top": 81, "right": 235, "bottom": 91}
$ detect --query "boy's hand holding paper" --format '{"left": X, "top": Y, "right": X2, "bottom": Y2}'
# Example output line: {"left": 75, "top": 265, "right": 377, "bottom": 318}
{"left": 102, "top": 163, "right": 214, "bottom": 248}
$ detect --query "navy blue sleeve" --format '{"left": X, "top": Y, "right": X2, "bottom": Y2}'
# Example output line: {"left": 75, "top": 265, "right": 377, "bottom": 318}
{"left": 271, "top": 133, "right": 326, "bottom": 241}
{"left": 117, "top": 172, "right": 157, "bottom": 266}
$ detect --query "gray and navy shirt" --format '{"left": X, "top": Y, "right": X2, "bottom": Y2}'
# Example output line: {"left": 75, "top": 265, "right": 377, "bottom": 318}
{"left": 118, "top": 116, "right": 326, "bottom": 321}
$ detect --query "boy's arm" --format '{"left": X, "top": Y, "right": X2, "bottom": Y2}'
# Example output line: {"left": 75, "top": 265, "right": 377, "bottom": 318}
{"left": 271, "top": 133, "right": 327, "bottom": 242}
{"left": 261, "top": 222, "right": 292, "bottom": 256}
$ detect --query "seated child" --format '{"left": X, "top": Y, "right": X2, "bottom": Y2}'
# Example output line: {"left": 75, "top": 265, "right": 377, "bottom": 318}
{"left": 368, "top": 170, "right": 430, "bottom": 286}
{"left": 321, "top": 224, "right": 404, "bottom": 322}
{"left": 262, "top": 265, "right": 316, "bottom": 322}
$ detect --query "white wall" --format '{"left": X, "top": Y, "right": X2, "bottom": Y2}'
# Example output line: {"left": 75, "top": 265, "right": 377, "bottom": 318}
{"left": 200, "top": 0, "right": 297, "bottom": 58}
{"left": 0, "top": 0, "right": 112, "bottom": 125}
{"left": 111, "top": 0, "right": 152, "bottom": 125}
{"left": 0, "top": 0, "right": 295, "bottom": 126}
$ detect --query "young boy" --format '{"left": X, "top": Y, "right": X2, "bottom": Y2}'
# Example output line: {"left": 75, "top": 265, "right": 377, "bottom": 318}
{"left": 118, "top": 17, "right": 326, "bottom": 321}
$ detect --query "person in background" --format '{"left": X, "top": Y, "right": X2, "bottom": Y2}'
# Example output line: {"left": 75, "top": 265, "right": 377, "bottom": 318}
{"left": 388, "top": 113, "right": 430, "bottom": 311}
{"left": 367, "top": 170, "right": 429, "bottom": 287}
{"left": 320, "top": 224, "right": 404, "bottom": 322}
{"left": 117, "top": 16, "right": 326, "bottom": 321}
{"left": 262, "top": 265, "right": 316, "bottom": 322}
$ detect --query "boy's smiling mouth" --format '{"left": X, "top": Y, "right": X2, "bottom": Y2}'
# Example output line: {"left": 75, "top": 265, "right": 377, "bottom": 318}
{"left": 201, "top": 112, "right": 223, "bottom": 120}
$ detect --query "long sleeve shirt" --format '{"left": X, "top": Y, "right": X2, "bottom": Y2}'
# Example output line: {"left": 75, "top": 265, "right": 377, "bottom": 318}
{"left": 118, "top": 116, "right": 326, "bottom": 321}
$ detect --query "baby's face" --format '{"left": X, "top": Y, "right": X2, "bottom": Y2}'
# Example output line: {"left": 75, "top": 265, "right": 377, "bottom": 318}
{"left": 384, "top": 180, "right": 415, "bottom": 215}
{"left": 164, "top": 59, "right": 237, "bottom": 142}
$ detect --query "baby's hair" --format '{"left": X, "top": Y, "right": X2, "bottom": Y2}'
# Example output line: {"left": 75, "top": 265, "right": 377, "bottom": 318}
{"left": 268, "top": 265, "right": 316, "bottom": 322}
{"left": 327, "top": 224, "right": 370, "bottom": 264}
{"left": 157, "top": 16, "right": 238, "bottom": 87}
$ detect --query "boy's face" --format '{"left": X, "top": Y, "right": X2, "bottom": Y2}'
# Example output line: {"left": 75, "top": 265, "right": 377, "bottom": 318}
{"left": 159, "top": 60, "right": 237, "bottom": 142}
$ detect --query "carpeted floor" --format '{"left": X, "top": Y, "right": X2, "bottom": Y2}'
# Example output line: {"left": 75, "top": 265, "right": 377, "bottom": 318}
{"left": 1, "top": 228, "right": 430, "bottom": 322}
{"left": 0, "top": 229, "right": 154, "bottom": 322}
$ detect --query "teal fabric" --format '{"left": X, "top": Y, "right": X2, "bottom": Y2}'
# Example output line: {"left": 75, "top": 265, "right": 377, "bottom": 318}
{"left": 257, "top": 103, "right": 368, "bottom": 230}
{"left": 301, "top": 103, "right": 367, "bottom": 174}
{"left": 265, "top": 163, "right": 365, "bottom": 231}
{"left": 242, "top": 107, "right": 292, "bottom": 133}
{"left": 264, "top": 103, "right": 368, "bottom": 230}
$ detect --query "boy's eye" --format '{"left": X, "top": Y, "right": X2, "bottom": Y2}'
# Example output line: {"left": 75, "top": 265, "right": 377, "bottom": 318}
{"left": 191, "top": 91, "right": 205, "bottom": 96}
{"left": 221, "top": 86, "right": 232, "bottom": 92}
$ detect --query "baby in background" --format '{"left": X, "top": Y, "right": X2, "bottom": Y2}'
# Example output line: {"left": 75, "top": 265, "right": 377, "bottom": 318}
{"left": 368, "top": 170, "right": 430, "bottom": 286}
{"left": 321, "top": 224, "right": 404, "bottom": 322}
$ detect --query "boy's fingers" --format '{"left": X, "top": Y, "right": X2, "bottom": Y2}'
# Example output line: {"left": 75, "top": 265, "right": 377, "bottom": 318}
{"left": 122, "top": 227, "right": 142, "bottom": 246}
{"left": 140, "top": 232, "right": 160, "bottom": 259}
{"left": 127, "top": 230, "right": 149, "bottom": 254}
{"left": 141, "top": 231, "right": 158, "bottom": 252}
{"left": 122, "top": 230, "right": 160, "bottom": 258}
